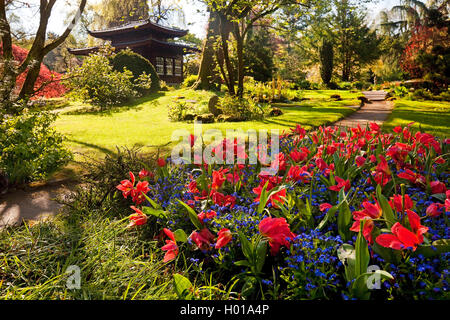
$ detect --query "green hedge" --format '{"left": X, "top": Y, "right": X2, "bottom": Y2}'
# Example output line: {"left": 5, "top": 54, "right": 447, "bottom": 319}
{"left": 111, "top": 49, "right": 161, "bottom": 93}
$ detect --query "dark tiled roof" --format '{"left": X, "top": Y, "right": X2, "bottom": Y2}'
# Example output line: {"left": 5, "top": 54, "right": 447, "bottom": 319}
{"left": 88, "top": 19, "right": 188, "bottom": 38}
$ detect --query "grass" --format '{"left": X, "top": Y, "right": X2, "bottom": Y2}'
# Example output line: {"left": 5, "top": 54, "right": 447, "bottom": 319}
{"left": 0, "top": 206, "right": 176, "bottom": 299}
{"left": 383, "top": 99, "right": 450, "bottom": 138}
{"left": 53, "top": 88, "right": 360, "bottom": 160}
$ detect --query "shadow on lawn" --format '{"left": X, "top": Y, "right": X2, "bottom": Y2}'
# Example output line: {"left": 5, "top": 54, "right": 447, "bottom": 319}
{"left": 63, "top": 92, "right": 165, "bottom": 116}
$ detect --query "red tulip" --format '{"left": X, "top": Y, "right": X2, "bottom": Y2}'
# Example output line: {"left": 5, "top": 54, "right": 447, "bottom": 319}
{"left": 131, "top": 180, "right": 151, "bottom": 205}
{"left": 376, "top": 222, "right": 421, "bottom": 251}
{"left": 161, "top": 228, "right": 179, "bottom": 262}
{"left": 190, "top": 228, "right": 215, "bottom": 251}
{"left": 139, "top": 169, "right": 153, "bottom": 180}
{"left": 157, "top": 157, "right": 166, "bottom": 167}
{"left": 430, "top": 181, "right": 446, "bottom": 194}
{"left": 215, "top": 228, "right": 232, "bottom": 249}
{"left": 350, "top": 219, "right": 375, "bottom": 245}
{"left": 212, "top": 169, "right": 226, "bottom": 190}
{"left": 355, "top": 156, "right": 366, "bottom": 167}
{"left": 116, "top": 171, "right": 136, "bottom": 198}
{"left": 259, "top": 217, "right": 295, "bottom": 255}
{"left": 319, "top": 203, "right": 333, "bottom": 212}
{"left": 426, "top": 203, "right": 444, "bottom": 217}
{"left": 406, "top": 210, "right": 428, "bottom": 243}
{"left": 389, "top": 194, "right": 413, "bottom": 212}
{"left": 329, "top": 176, "right": 351, "bottom": 192}
{"left": 127, "top": 206, "right": 148, "bottom": 228}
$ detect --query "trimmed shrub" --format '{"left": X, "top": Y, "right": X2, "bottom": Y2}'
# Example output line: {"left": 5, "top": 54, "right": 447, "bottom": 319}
{"left": 111, "top": 49, "right": 160, "bottom": 93}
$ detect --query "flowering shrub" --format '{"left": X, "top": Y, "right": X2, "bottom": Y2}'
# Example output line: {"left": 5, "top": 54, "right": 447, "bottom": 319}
{"left": 0, "top": 44, "right": 66, "bottom": 99}
{"left": 116, "top": 122, "right": 449, "bottom": 300}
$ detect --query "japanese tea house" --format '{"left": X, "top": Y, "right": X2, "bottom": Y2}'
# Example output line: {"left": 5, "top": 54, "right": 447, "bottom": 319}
{"left": 68, "top": 20, "right": 199, "bottom": 84}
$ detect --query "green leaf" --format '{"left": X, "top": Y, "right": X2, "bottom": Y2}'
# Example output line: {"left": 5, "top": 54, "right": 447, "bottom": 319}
{"left": 142, "top": 192, "right": 162, "bottom": 209}
{"left": 337, "top": 190, "right": 352, "bottom": 241}
{"left": 352, "top": 270, "right": 394, "bottom": 300}
{"left": 177, "top": 199, "right": 203, "bottom": 230}
{"left": 173, "top": 274, "right": 193, "bottom": 299}
{"left": 257, "top": 181, "right": 270, "bottom": 215}
{"left": 234, "top": 260, "right": 251, "bottom": 267}
{"left": 337, "top": 244, "right": 356, "bottom": 282}
{"left": 255, "top": 240, "right": 267, "bottom": 273}
{"left": 355, "top": 220, "right": 370, "bottom": 278}
{"left": 238, "top": 231, "right": 253, "bottom": 262}
{"left": 173, "top": 229, "right": 188, "bottom": 243}
{"left": 376, "top": 184, "right": 396, "bottom": 227}
{"left": 141, "top": 207, "right": 168, "bottom": 219}
{"left": 414, "top": 239, "right": 450, "bottom": 258}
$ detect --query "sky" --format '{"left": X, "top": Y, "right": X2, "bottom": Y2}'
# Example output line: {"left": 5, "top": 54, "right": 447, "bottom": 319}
{"left": 14, "top": 0, "right": 400, "bottom": 40}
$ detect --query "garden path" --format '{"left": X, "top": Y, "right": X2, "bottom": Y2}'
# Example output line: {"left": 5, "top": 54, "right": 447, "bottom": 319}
{"left": 334, "top": 91, "right": 392, "bottom": 128}
{"left": 0, "top": 181, "right": 75, "bottom": 228}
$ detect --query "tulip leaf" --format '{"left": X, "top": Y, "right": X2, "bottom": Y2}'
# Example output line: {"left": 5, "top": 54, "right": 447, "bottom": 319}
{"left": 337, "top": 190, "right": 352, "bottom": 241}
{"left": 173, "top": 229, "right": 188, "bottom": 243}
{"left": 414, "top": 239, "right": 450, "bottom": 258}
{"left": 234, "top": 260, "right": 251, "bottom": 267}
{"left": 173, "top": 274, "right": 193, "bottom": 299}
{"left": 177, "top": 199, "right": 203, "bottom": 230}
{"left": 337, "top": 244, "right": 356, "bottom": 281}
{"left": 376, "top": 184, "right": 396, "bottom": 227}
{"left": 355, "top": 220, "right": 370, "bottom": 278}
{"left": 255, "top": 240, "right": 267, "bottom": 274}
{"left": 238, "top": 231, "right": 253, "bottom": 262}
{"left": 142, "top": 193, "right": 162, "bottom": 210}
{"left": 141, "top": 207, "right": 168, "bottom": 220}
{"left": 352, "top": 270, "right": 394, "bottom": 300}
{"left": 257, "top": 181, "right": 270, "bottom": 215}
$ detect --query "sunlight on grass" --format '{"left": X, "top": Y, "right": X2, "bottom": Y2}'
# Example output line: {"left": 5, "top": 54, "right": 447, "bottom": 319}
{"left": 54, "top": 88, "right": 360, "bottom": 159}
{"left": 383, "top": 99, "right": 450, "bottom": 138}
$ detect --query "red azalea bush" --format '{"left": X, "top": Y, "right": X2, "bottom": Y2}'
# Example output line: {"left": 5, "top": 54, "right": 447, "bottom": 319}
{"left": 1, "top": 44, "right": 66, "bottom": 99}
{"left": 116, "top": 122, "right": 449, "bottom": 300}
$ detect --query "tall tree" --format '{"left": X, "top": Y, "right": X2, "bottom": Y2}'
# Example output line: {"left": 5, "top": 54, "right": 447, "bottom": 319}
{"left": 319, "top": 38, "right": 333, "bottom": 84}
{"left": 99, "top": 0, "right": 149, "bottom": 27}
{"left": 200, "top": 0, "right": 303, "bottom": 97}
{"left": 1, "top": 0, "right": 87, "bottom": 112}
{"left": 332, "top": 0, "right": 381, "bottom": 81}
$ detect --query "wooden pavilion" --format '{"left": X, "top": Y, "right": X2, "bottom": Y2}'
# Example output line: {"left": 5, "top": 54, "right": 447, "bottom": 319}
{"left": 68, "top": 20, "right": 200, "bottom": 84}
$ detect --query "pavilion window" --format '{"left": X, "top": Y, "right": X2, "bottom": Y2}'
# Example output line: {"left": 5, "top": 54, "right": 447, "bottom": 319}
{"left": 165, "top": 57, "right": 174, "bottom": 76}
{"left": 156, "top": 57, "right": 164, "bottom": 76}
{"left": 174, "top": 58, "right": 182, "bottom": 77}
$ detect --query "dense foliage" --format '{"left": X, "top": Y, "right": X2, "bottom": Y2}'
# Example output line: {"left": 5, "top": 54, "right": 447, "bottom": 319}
{"left": 115, "top": 122, "right": 449, "bottom": 300}
{"left": 0, "top": 111, "right": 72, "bottom": 185}
{"left": 66, "top": 51, "right": 138, "bottom": 107}
{"left": 111, "top": 49, "right": 161, "bottom": 93}
{"left": 0, "top": 44, "right": 67, "bottom": 99}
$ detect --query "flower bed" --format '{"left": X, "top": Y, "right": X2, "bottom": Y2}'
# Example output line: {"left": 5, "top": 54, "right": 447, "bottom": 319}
{"left": 117, "top": 122, "right": 449, "bottom": 300}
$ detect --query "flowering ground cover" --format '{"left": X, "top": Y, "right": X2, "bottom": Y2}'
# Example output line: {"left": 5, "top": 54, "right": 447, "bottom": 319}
{"left": 117, "top": 122, "right": 449, "bottom": 300}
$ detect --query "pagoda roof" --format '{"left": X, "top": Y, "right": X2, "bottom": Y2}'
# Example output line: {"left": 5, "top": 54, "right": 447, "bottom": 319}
{"left": 88, "top": 19, "right": 188, "bottom": 39}
{"left": 68, "top": 38, "right": 200, "bottom": 56}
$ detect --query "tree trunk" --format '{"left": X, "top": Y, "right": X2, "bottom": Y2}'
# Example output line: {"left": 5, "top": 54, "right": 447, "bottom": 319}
{"left": 192, "top": 10, "right": 221, "bottom": 90}
{"left": 233, "top": 21, "right": 245, "bottom": 98}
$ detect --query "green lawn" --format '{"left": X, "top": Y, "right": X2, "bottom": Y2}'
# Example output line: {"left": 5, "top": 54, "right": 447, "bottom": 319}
{"left": 53, "top": 88, "right": 360, "bottom": 159}
{"left": 383, "top": 99, "right": 450, "bottom": 138}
